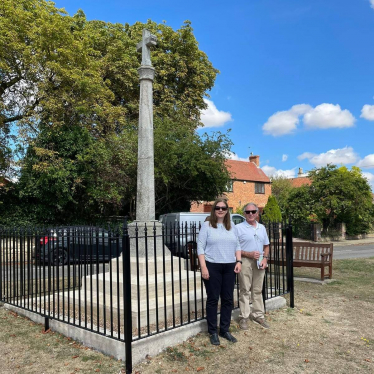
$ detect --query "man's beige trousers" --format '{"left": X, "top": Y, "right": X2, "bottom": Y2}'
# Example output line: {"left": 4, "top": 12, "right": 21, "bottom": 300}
{"left": 238, "top": 257, "right": 265, "bottom": 320}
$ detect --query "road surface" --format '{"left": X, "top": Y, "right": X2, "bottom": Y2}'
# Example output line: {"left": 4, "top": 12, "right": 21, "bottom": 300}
{"left": 333, "top": 243, "right": 374, "bottom": 260}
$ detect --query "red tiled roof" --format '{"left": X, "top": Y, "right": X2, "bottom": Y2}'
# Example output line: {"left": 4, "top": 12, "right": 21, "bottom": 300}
{"left": 225, "top": 159, "right": 270, "bottom": 183}
{"left": 290, "top": 177, "right": 311, "bottom": 188}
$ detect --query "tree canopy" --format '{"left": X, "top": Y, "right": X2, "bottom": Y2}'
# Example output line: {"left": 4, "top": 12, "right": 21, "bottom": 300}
{"left": 308, "top": 165, "right": 373, "bottom": 235}
{"left": 270, "top": 175, "right": 294, "bottom": 218}
{"left": 0, "top": 0, "right": 231, "bottom": 224}
{"left": 283, "top": 165, "right": 374, "bottom": 235}
{"left": 1, "top": 0, "right": 217, "bottom": 141}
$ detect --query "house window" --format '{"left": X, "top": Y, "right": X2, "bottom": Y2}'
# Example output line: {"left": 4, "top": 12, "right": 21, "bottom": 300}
{"left": 255, "top": 182, "right": 265, "bottom": 194}
{"left": 226, "top": 180, "right": 233, "bottom": 192}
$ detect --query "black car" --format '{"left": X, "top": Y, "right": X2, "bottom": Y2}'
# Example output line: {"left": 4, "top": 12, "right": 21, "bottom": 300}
{"left": 34, "top": 226, "right": 123, "bottom": 266}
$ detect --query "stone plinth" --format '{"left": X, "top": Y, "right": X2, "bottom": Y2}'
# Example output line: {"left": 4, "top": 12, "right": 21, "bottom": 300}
{"left": 69, "top": 255, "right": 206, "bottom": 328}
{"left": 127, "top": 221, "right": 164, "bottom": 257}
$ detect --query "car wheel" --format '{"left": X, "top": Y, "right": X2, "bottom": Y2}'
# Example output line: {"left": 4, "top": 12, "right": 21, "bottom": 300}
{"left": 53, "top": 248, "right": 68, "bottom": 266}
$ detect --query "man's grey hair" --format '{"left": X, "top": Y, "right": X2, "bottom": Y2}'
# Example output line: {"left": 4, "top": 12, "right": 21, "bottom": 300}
{"left": 244, "top": 202, "right": 258, "bottom": 211}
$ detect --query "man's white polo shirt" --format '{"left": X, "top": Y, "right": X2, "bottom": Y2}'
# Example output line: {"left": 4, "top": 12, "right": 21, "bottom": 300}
{"left": 236, "top": 220, "right": 270, "bottom": 254}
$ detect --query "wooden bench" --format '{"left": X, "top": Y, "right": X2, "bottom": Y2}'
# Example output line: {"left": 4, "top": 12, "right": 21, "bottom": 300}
{"left": 187, "top": 242, "right": 200, "bottom": 271}
{"left": 269, "top": 241, "right": 333, "bottom": 280}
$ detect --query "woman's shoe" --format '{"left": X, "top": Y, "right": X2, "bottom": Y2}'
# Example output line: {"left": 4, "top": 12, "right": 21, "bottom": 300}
{"left": 210, "top": 333, "right": 220, "bottom": 345}
{"left": 219, "top": 331, "right": 238, "bottom": 343}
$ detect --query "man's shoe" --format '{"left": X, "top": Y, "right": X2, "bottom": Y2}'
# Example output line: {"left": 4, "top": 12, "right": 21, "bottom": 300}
{"left": 251, "top": 316, "right": 270, "bottom": 329}
{"left": 239, "top": 318, "right": 249, "bottom": 330}
{"left": 219, "top": 331, "right": 238, "bottom": 343}
{"left": 210, "top": 333, "right": 220, "bottom": 345}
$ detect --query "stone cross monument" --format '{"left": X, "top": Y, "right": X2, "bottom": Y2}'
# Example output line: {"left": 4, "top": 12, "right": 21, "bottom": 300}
{"left": 68, "top": 30, "right": 206, "bottom": 333}
{"left": 136, "top": 29, "right": 157, "bottom": 221}
{"left": 71, "top": 33, "right": 206, "bottom": 325}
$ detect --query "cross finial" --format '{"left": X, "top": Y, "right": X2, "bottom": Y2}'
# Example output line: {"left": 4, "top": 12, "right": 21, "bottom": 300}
{"left": 136, "top": 29, "right": 157, "bottom": 66}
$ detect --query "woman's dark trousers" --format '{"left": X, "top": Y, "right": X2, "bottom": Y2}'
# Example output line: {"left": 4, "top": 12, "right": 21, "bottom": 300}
{"left": 203, "top": 261, "right": 236, "bottom": 335}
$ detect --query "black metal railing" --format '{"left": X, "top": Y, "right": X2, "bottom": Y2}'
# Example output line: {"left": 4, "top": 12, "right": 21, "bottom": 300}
{"left": 0, "top": 220, "right": 294, "bottom": 373}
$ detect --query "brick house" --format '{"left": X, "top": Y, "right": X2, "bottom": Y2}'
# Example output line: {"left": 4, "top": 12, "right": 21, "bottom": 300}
{"left": 190, "top": 155, "right": 271, "bottom": 213}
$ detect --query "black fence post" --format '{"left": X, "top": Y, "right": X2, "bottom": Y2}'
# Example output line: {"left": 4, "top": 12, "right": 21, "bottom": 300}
{"left": 122, "top": 218, "right": 132, "bottom": 374}
{"left": 285, "top": 220, "right": 294, "bottom": 308}
{"left": 0, "top": 227, "right": 2, "bottom": 301}
{"left": 262, "top": 271, "right": 267, "bottom": 314}
{"left": 45, "top": 316, "right": 50, "bottom": 331}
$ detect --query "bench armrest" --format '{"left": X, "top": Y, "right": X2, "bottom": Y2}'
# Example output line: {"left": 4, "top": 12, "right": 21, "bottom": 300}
{"left": 321, "top": 252, "right": 333, "bottom": 265}
{"left": 320, "top": 252, "right": 332, "bottom": 257}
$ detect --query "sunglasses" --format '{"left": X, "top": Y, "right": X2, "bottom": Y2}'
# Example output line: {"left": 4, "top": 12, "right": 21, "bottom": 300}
{"left": 245, "top": 210, "right": 258, "bottom": 214}
{"left": 215, "top": 206, "right": 228, "bottom": 211}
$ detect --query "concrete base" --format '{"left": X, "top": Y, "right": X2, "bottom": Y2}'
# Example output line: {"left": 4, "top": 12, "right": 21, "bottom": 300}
{"left": 3, "top": 295, "right": 286, "bottom": 366}
{"left": 294, "top": 277, "right": 335, "bottom": 285}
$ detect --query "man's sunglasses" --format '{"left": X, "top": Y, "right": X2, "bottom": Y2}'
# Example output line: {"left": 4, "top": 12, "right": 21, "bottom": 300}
{"left": 245, "top": 210, "right": 257, "bottom": 214}
{"left": 214, "top": 206, "right": 228, "bottom": 211}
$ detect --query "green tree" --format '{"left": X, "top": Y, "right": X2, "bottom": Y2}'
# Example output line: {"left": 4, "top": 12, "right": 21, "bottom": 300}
{"left": 154, "top": 116, "right": 232, "bottom": 215}
{"left": 1, "top": 0, "right": 224, "bottom": 223}
{"left": 308, "top": 165, "right": 373, "bottom": 235}
{"left": 16, "top": 124, "right": 95, "bottom": 223}
{"left": 262, "top": 195, "right": 282, "bottom": 223}
{"left": 235, "top": 205, "right": 245, "bottom": 216}
{"left": 270, "top": 175, "right": 294, "bottom": 218}
{"left": 0, "top": 1, "right": 116, "bottom": 170}
{"left": 1, "top": 0, "right": 218, "bottom": 147}
{"left": 15, "top": 116, "right": 232, "bottom": 223}
{"left": 285, "top": 185, "right": 314, "bottom": 224}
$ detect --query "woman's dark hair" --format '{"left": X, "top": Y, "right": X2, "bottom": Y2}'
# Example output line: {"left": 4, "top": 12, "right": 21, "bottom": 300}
{"left": 209, "top": 198, "right": 231, "bottom": 230}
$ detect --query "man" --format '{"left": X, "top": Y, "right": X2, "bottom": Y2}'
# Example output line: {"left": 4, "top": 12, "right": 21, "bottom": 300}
{"left": 236, "top": 202, "right": 270, "bottom": 329}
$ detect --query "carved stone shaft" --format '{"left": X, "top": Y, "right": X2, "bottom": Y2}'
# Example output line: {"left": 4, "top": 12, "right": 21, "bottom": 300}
{"left": 136, "top": 66, "right": 156, "bottom": 221}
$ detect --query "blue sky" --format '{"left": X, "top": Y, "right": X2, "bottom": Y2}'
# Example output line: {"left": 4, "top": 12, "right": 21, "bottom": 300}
{"left": 54, "top": 0, "right": 374, "bottom": 189}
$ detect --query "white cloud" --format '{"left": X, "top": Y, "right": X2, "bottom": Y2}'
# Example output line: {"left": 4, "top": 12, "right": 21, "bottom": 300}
{"left": 262, "top": 104, "right": 311, "bottom": 136}
{"left": 362, "top": 172, "right": 374, "bottom": 190}
{"left": 262, "top": 103, "right": 355, "bottom": 136}
{"left": 303, "top": 103, "right": 355, "bottom": 129}
{"left": 298, "top": 152, "right": 316, "bottom": 161}
{"left": 357, "top": 154, "right": 374, "bottom": 169}
{"left": 262, "top": 165, "right": 296, "bottom": 178}
{"left": 290, "top": 104, "right": 312, "bottom": 115}
{"left": 226, "top": 152, "right": 248, "bottom": 162}
{"left": 370, "top": 0, "right": 374, "bottom": 10}
{"left": 360, "top": 105, "right": 374, "bottom": 121}
{"left": 297, "top": 146, "right": 359, "bottom": 167}
{"left": 200, "top": 99, "right": 233, "bottom": 128}
{"left": 282, "top": 154, "right": 288, "bottom": 162}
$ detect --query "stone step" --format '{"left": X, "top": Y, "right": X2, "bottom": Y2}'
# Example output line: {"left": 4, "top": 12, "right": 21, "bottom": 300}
{"left": 110, "top": 255, "right": 190, "bottom": 276}
{"left": 81, "top": 271, "right": 203, "bottom": 299}
{"left": 64, "top": 288, "right": 209, "bottom": 327}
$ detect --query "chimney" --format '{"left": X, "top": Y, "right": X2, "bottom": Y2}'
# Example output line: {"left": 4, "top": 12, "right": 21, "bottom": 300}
{"left": 249, "top": 155, "right": 260, "bottom": 167}
{"left": 298, "top": 167, "right": 303, "bottom": 177}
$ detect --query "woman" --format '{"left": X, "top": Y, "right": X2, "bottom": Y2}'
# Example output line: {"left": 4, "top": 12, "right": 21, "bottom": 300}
{"left": 197, "top": 198, "right": 242, "bottom": 345}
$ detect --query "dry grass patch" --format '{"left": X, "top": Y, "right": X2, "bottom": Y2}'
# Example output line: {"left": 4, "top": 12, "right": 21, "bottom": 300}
{"left": 0, "top": 258, "right": 373, "bottom": 373}
{"left": 134, "top": 258, "right": 374, "bottom": 373}
{"left": 0, "top": 306, "right": 125, "bottom": 374}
